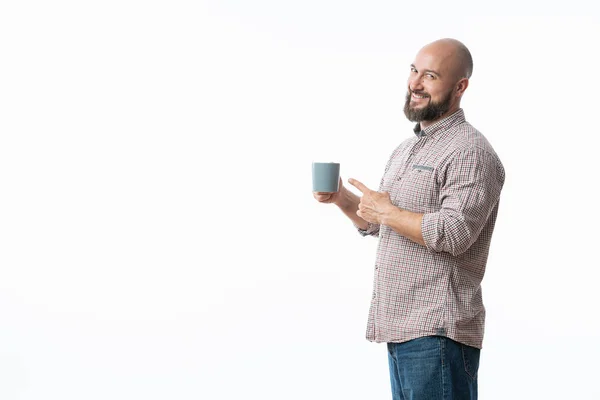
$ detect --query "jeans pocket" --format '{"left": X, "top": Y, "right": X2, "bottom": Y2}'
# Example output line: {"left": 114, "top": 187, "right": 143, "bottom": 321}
{"left": 461, "top": 344, "right": 480, "bottom": 380}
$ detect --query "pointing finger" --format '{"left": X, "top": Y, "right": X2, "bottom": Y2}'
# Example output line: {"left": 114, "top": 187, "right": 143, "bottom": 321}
{"left": 348, "top": 178, "right": 370, "bottom": 194}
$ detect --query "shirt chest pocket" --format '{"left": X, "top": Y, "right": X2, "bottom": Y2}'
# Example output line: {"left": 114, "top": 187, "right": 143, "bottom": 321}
{"left": 399, "top": 166, "right": 440, "bottom": 213}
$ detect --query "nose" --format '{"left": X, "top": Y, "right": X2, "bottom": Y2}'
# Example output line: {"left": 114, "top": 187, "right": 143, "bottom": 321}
{"left": 408, "top": 74, "right": 424, "bottom": 92}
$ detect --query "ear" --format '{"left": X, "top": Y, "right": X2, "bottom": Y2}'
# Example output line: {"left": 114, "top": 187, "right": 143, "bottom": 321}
{"left": 455, "top": 78, "right": 469, "bottom": 98}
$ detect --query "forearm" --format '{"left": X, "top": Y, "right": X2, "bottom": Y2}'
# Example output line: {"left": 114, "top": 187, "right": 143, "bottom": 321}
{"left": 335, "top": 187, "right": 370, "bottom": 230}
{"left": 381, "top": 207, "right": 426, "bottom": 246}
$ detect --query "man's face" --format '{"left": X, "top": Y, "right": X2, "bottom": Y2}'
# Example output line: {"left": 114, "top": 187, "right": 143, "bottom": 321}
{"left": 403, "top": 49, "right": 457, "bottom": 123}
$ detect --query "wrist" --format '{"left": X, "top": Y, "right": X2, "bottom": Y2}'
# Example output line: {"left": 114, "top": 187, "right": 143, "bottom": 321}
{"left": 381, "top": 205, "right": 401, "bottom": 226}
{"left": 334, "top": 187, "right": 350, "bottom": 209}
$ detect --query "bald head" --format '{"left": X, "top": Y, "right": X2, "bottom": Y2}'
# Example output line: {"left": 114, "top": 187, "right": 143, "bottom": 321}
{"left": 420, "top": 38, "right": 473, "bottom": 80}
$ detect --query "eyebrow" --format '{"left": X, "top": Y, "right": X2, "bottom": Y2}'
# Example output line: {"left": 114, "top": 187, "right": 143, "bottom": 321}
{"left": 411, "top": 64, "right": 441, "bottom": 78}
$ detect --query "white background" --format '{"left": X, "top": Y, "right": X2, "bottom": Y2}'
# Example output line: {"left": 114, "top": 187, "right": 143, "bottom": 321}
{"left": 1, "top": 1, "right": 599, "bottom": 399}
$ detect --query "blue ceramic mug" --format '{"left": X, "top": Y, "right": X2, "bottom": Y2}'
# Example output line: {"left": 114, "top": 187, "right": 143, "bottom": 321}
{"left": 312, "top": 162, "right": 340, "bottom": 192}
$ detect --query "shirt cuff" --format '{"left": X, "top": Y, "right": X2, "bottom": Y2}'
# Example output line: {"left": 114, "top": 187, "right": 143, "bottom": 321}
{"left": 356, "top": 222, "right": 380, "bottom": 237}
{"left": 421, "top": 212, "right": 438, "bottom": 250}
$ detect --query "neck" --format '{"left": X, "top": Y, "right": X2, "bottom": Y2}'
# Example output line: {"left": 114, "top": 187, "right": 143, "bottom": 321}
{"left": 420, "top": 104, "right": 461, "bottom": 129}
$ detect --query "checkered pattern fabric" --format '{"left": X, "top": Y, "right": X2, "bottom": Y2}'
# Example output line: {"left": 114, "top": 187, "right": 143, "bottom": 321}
{"left": 358, "top": 109, "right": 504, "bottom": 349}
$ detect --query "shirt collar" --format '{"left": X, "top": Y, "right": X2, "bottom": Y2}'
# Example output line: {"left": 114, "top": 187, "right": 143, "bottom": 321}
{"left": 412, "top": 108, "right": 466, "bottom": 138}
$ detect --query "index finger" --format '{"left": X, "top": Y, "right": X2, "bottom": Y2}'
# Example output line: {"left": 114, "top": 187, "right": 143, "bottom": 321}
{"left": 348, "top": 178, "right": 370, "bottom": 194}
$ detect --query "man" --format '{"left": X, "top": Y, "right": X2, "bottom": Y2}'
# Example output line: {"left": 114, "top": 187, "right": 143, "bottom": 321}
{"left": 313, "top": 38, "right": 504, "bottom": 399}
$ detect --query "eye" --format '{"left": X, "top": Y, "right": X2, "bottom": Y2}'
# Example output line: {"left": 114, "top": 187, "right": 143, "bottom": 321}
{"left": 426, "top": 73, "right": 435, "bottom": 79}
{"left": 410, "top": 66, "right": 417, "bottom": 73}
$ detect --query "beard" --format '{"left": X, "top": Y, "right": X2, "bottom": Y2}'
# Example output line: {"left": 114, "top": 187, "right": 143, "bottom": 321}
{"left": 403, "top": 89, "right": 453, "bottom": 122}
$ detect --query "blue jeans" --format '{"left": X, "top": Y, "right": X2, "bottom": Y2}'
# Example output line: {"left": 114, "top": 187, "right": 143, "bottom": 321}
{"left": 387, "top": 336, "right": 480, "bottom": 400}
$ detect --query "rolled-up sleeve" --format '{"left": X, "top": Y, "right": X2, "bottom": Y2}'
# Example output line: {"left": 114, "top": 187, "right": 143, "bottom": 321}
{"left": 357, "top": 222, "right": 380, "bottom": 237}
{"left": 422, "top": 147, "right": 505, "bottom": 256}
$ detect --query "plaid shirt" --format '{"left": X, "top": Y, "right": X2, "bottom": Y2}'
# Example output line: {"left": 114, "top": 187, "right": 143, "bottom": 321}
{"left": 358, "top": 109, "right": 504, "bottom": 349}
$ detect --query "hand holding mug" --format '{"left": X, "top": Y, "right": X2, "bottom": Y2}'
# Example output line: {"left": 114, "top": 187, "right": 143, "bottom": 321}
{"left": 313, "top": 177, "right": 344, "bottom": 204}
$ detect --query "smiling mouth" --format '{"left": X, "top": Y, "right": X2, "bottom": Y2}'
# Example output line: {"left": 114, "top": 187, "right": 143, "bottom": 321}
{"left": 411, "top": 92, "right": 429, "bottom": 100}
